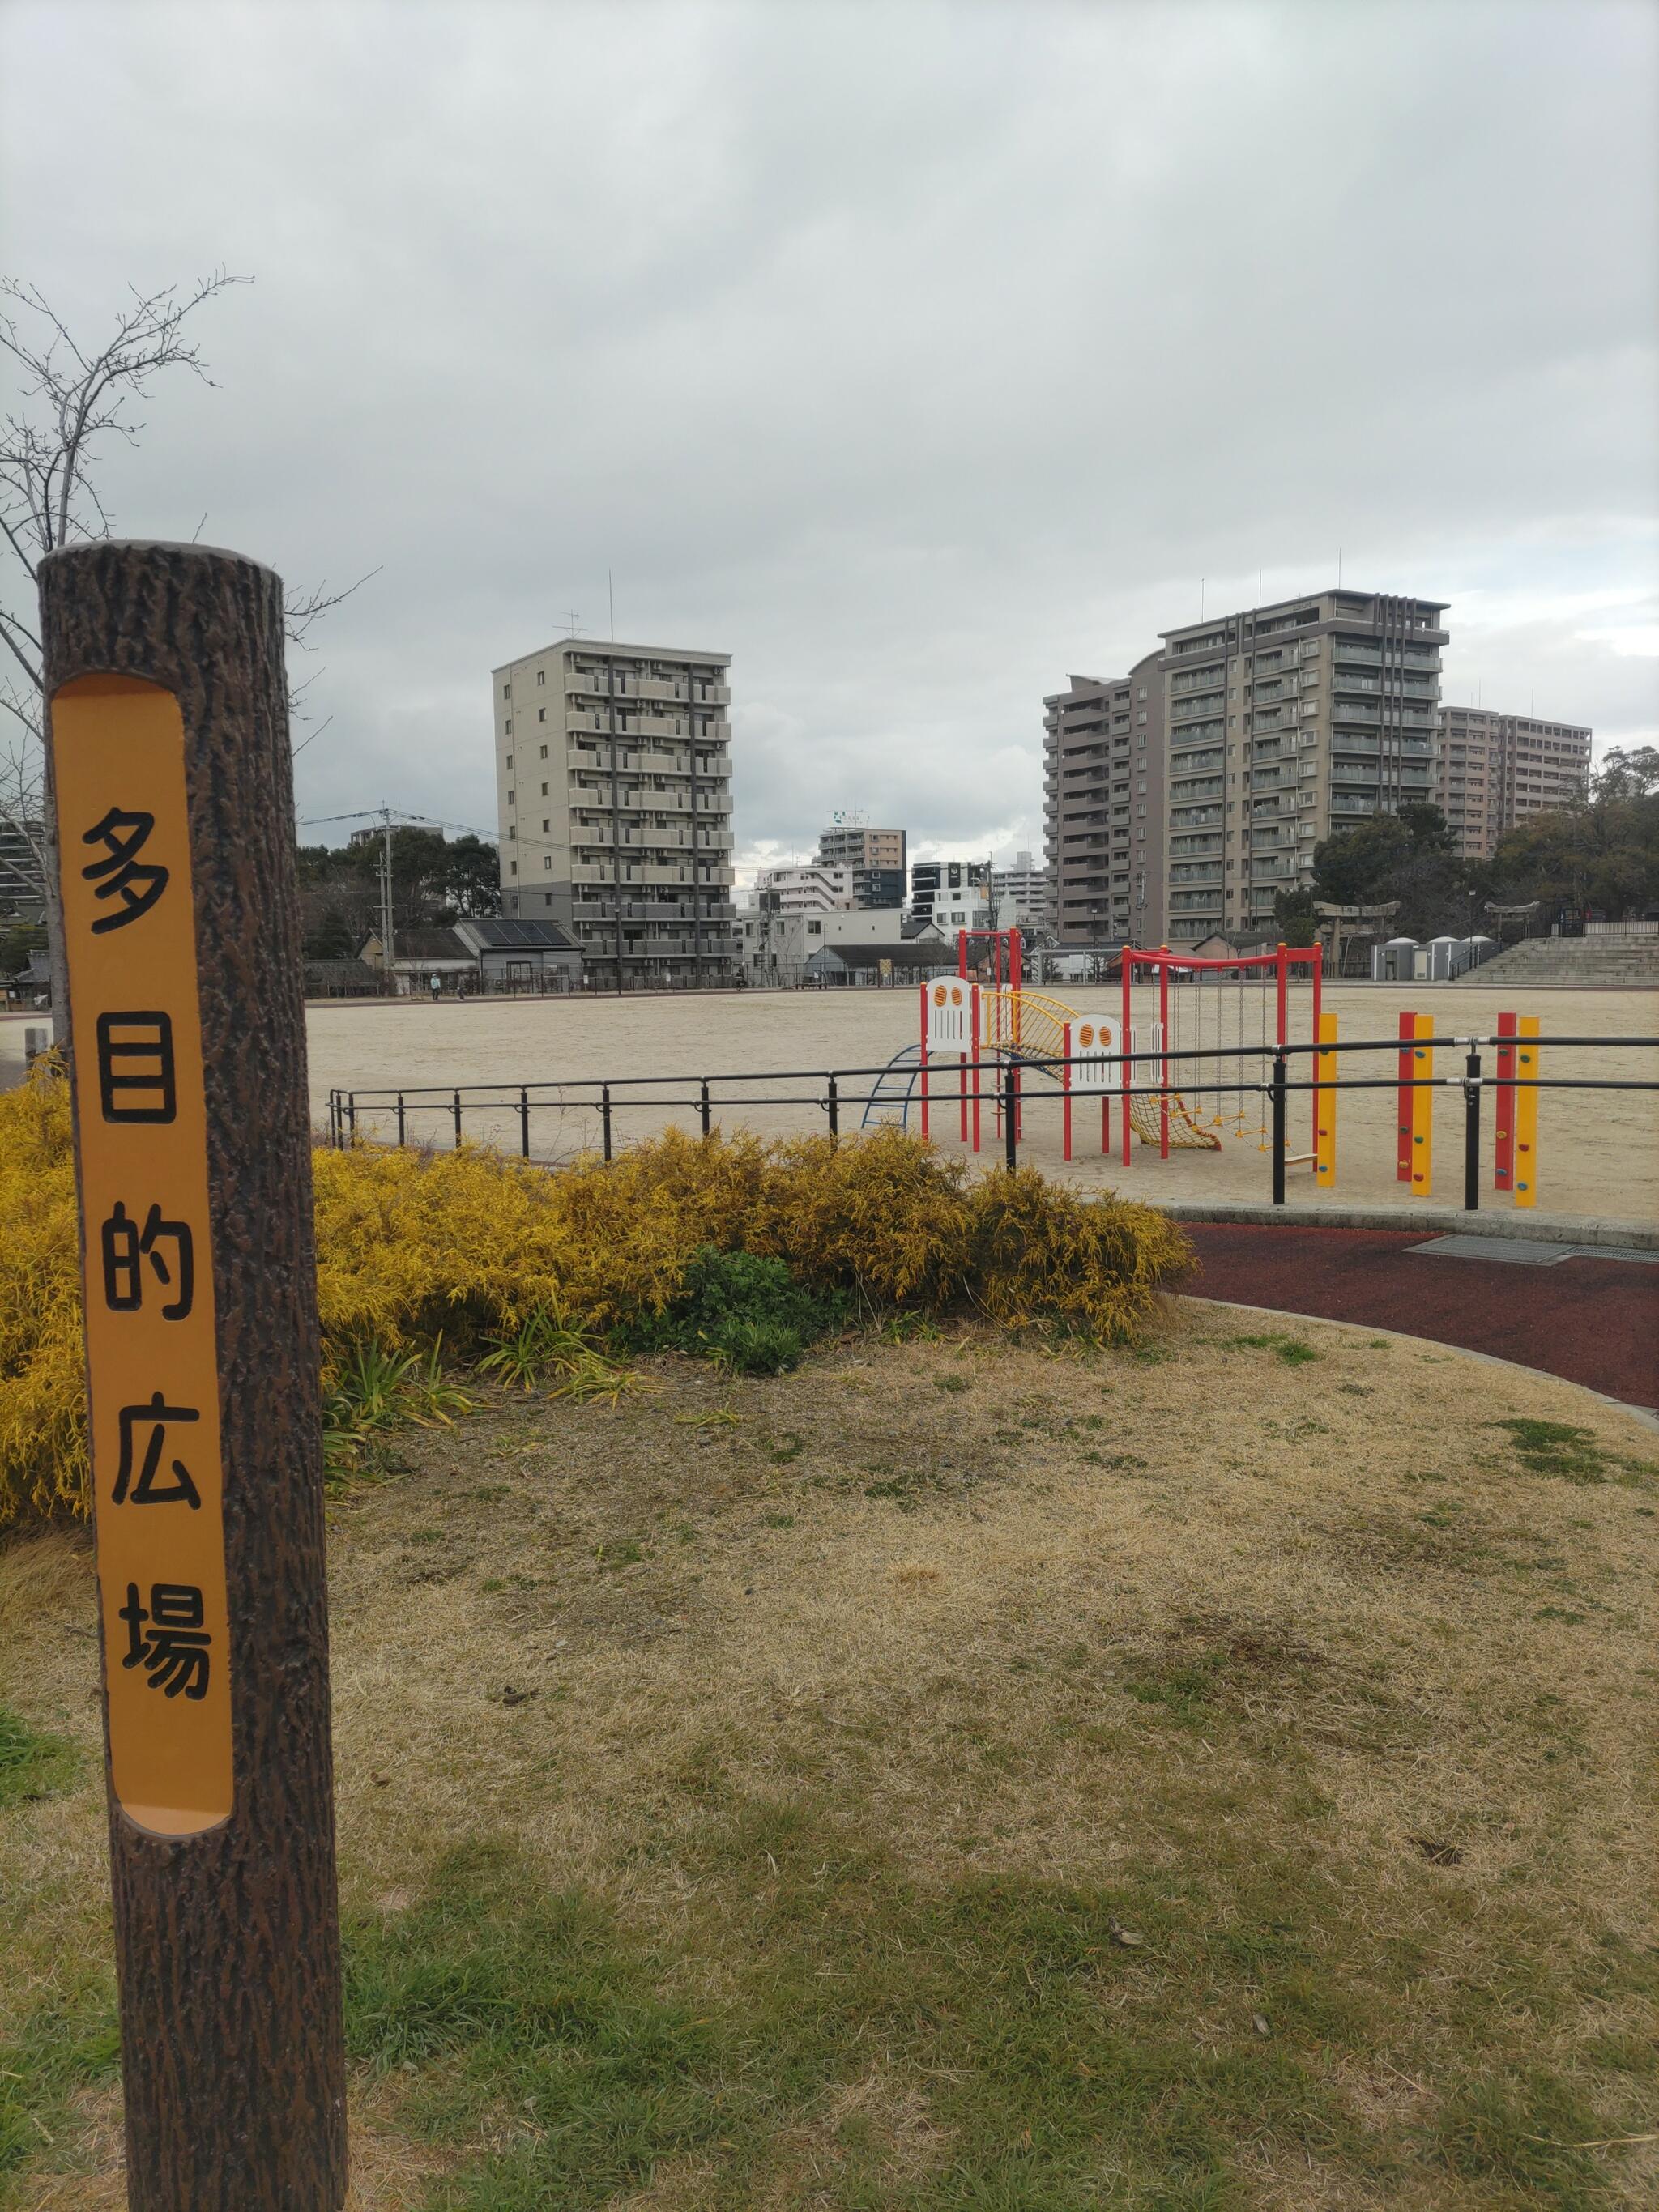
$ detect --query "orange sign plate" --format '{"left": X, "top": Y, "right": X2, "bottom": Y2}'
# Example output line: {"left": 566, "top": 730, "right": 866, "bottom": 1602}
{"left": 53, "top": 674, "right": 232, "bottom": 1836}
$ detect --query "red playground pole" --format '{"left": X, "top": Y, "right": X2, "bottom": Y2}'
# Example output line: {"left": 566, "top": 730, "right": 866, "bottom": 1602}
{"left": 1158, "top": 948, "right": 1171, "bottom": 1160}
{"left": 1121, "top": 950, "right": 1133, "bottom": 1168}
{"left": 1309, "top": 944, "right": 1323, "bottom": 1153}
{"left": 970, "top": 986, "right": 981, "bottom": 1153}
{"left": 1495, "top": 1010, "right": 1517, "bottom": 1193}
{"left": 919, "top": 980, "right": 930, "bottom": 1140}
{"left": 1396, "top": 1011, "right": 1415, "bottom": 1181}
{"left": 1062, "top": 1021, "right": 1073, "bottom": 1161}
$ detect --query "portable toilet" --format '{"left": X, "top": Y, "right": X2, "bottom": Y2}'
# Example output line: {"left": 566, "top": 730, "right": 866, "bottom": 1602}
{"left": 1373, "top": 936, "right": 1418, "bottom": 982}
{"left": 1422, "top": 935, "right": 1461, "bottom": 982}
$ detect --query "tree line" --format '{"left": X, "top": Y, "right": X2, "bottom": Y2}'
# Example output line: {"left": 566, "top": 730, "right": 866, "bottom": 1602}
{"left": 297, "top": 828, "right": 500, "bottom": 961}
{"left": 1277, "top": 745, "right": 1659, "bottom": 944}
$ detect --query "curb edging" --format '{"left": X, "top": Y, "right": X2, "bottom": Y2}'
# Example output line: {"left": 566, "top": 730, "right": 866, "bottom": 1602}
{"left": 1153, "top": 1201, "right": 1659, "bottom": 1252}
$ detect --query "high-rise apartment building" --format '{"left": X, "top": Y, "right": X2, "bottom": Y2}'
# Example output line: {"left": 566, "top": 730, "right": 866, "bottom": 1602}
{"left": 493, "top": 637, "right": 736, "bottom": 986}
{"left": 1046, "top": 590, "right": 1447, "bottom": 945}
{"left": 1042, "top": 651, "right": 1165, "bottom": 944}
{"left": 1432, "top": 707, "right": 1591, "bottom": 859}
{"left": 816, "top": 823, "right": 908, "bottom": 908}
{"left": 1159, "top": 590, "right": 1445, "bottom": 942}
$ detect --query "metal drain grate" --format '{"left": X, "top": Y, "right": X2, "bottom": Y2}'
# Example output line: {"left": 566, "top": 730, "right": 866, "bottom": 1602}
{"left": 1409, "top": 1237, "right": 1659, "bottom": 1267}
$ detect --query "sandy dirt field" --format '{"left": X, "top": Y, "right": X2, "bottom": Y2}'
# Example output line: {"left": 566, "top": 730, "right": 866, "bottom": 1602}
{"left": 294, "top": 982, "right": 1659, "bottom": 1224}
{"left": 6, "top": 983, "right": 1654, "bottom": 1221}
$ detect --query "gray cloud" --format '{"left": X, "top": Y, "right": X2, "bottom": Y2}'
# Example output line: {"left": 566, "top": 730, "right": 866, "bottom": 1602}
{"left": 3, "top": 0, "right": 1655, "bottom": 879}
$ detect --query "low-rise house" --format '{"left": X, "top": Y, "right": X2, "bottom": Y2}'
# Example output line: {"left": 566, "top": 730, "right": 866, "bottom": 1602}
{"left": 453, "top": 917, "right": 581, "bottom": 990}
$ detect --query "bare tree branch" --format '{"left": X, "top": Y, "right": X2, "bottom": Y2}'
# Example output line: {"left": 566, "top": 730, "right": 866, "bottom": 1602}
{"left": 0, "top": 273, "right": 377, "bottom": 1008}
{"left": 284, "top": 568, "right": 382, "bottom": 651}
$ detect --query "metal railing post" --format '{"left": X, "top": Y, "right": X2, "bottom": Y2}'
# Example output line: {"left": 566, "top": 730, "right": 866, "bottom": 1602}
{"left": 1464, "top": 1046, "right": 1481, "bottom": 1213}
{"left": 699, "top": 1078, "right": 711, "bottom": 1137}
{"left": 826, "top": 1072, "right": 838, "bottom": 1140}
{"left": 452, "top": 1089, "right": 462, "bottom": 1148}
{"left": 601, "top": 1083, "right": 613, "bottom": 1161}
{"left": 1270, "top": 1051, "right": 1287, "bottom": 1207}
{"left": 347, "top": 1095, "right": 356, "bottom": 1145}
{"left": 518, "top": 1086, "right": 530, "bottom": 1160}
{"left": 1004, "top": 1062, "right": 1018, "bottom": 1170}
{"left": 395, "top": 1092, "right": 405, "bottom": 1148}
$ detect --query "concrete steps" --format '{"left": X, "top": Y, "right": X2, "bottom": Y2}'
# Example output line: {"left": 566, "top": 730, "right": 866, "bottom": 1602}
{"left": 1456, "top": 938, "right": 1659, "bottom": 990}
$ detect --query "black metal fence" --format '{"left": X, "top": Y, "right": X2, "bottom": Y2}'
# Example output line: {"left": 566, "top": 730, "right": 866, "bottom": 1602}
{"left": 326, "top": 1033, "right": 1658, "bottom": 1215}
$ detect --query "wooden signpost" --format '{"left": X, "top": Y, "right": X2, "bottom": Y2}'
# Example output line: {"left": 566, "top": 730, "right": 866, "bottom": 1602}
{"left": 41, "top": 542, "right": 346, "bottom": 2212}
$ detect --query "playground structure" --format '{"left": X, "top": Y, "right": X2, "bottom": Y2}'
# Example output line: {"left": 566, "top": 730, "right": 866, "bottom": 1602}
{"left": 860, "top": 928, "right": 1546, "bottom": 1208}
{"left": 891, "top": 931, "right": 1325, "bottom": 1170}
{"left": 322, "top": 940, "right": 1613, "bottom": 1220}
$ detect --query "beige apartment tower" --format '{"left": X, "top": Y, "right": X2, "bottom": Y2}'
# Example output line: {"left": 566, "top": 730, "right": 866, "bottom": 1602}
{"left": 493, "top": 637, "right": 736, "bottom": 985}
{"left": 1432, "top": 706, "right": 1591, "bottom": 859}
{"left": 1158, "top": 590, "right": 1446, "bottom": 942}
{"left": 1047, "top": 589, "right": 1448, "bottom": 944}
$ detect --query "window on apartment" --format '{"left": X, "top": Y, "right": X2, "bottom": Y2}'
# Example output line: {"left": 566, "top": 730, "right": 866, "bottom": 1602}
{"left": 510, "top": 859, "right": 517, "bottom": 874}
{"left": 539, "top": 744, "right": 548, "bottom": 759}
{"left": 537, "top": 670, "right": 546, "bottom": 685}
{"left": 502, "top": 683, "right": 510, "bottom": 698}
{"left": 542, "top": 819, "right": 550, "bottom": 833}
{"left": 538, "top": 708, "right": 546, "bottom": 722}
{"left": 544, "top": 855, "right": 552, "bottom": 871}
{"left": 506, "top": 789, "right": 514, "bottom": 804}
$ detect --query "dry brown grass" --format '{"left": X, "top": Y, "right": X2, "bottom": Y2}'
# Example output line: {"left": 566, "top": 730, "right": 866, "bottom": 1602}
{"left": 4, "top": 1301, "right": 1657, "bottom": 2209}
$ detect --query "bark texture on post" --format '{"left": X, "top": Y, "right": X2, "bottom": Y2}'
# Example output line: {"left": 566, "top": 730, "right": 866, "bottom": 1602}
{"left": 40, "top": 541, "right": 346, "bottom": 2212}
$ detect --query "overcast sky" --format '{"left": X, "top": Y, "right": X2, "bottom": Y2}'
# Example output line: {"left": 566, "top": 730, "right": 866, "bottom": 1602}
{"left": 3, "top": 0, "right": 1657, "bottom": 882}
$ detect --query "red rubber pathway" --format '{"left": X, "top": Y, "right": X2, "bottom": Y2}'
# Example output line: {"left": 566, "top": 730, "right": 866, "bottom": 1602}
{"left": 1182, "top": 1222, "right": 1659, "bottom": 1413}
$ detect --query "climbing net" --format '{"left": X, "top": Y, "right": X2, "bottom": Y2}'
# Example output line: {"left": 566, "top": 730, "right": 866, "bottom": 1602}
{"left": 1120, "top": 945, "right": 1323, "bottom": 1161}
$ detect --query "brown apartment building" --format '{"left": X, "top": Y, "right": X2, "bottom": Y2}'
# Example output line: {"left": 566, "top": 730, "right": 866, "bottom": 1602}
{"left": 1047, "top": 589, "right": 1448, "bottom": 945}
{"left": 815, "top": 823, "right": 908, "bottom": 908}
{"left": 1432, "top": 707, "right": 1591, "bottom": 859}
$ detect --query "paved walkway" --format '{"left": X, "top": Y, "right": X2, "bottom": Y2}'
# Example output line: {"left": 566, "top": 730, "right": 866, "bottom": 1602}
{"left": 1183, "top": 1221, "right": 1659, "bottom": 1412}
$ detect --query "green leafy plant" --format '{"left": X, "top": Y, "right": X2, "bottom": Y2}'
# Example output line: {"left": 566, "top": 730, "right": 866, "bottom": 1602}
{"left": 480, "top": 1300, "right": 638, "bottom": 1404}
{"left": 322, "top": 1337, "right": 475, "bottom": 1485}
{"left": 628, "top": 1247, "right": 847, "bottom": 1376}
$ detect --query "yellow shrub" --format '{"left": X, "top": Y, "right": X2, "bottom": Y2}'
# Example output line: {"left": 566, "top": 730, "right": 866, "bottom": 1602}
{"left": 2, "top": 1080, "right": 1192, "bottom": 1529}
{"left": 0, "top": 1070, "right": 88, "bottom": 1523}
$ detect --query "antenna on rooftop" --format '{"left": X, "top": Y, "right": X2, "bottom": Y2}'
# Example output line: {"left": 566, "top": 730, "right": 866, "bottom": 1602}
{"left": 561, "top": 609, "right": 584, "bottom": 637}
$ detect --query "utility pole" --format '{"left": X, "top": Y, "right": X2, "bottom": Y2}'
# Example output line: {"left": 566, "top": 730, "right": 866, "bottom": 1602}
{"left": 378, "top": 807, "right": 394, "bottom": 974}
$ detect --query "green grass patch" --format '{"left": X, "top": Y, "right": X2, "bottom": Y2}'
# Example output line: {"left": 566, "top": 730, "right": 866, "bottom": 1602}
{"left": 348, "top": 1822, "right": 1378, "bottom": 2210}
{"left": 1230, "top": 1332, "right": 1321, "bottom": 1366}
{"left": 347, "top": 1796, "right": 1659, "bottom": 2211}
{"left": 0, "top": 1704, "right": 81, "bottom": 1811}
{"left": 0, "top": 1977, "right": 119, "bottom": 2182}
{"left": 1491, "top": 1419, "right": 1657, "bottom": 1490}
